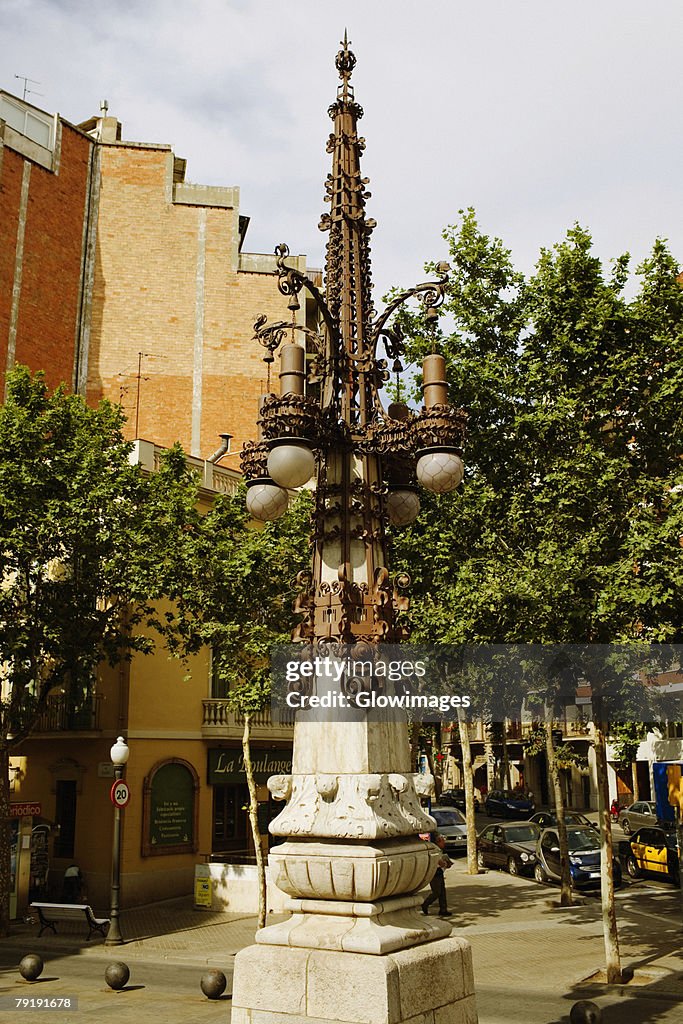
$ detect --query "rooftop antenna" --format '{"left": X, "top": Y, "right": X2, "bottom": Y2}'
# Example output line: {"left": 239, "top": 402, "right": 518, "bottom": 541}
{"left": 14, "top": 75, "right": 42, "bottom": 102}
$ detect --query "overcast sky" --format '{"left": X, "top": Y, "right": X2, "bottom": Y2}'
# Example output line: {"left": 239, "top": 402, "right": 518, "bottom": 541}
{"left": 4, "top": 0, "right": 682, "bottom": 300}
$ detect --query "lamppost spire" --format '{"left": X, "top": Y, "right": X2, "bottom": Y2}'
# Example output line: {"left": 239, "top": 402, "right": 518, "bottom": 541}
{"left": 321, "top": 34, "right": 376, "bottom": 427}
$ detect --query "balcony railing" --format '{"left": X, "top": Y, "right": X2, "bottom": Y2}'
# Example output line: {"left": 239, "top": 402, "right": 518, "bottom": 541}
{"left": 33, "top": 693, "right": 102, "bottom": 732}
{"left": 202, "top": 699, "right": 294, "bottom": 736}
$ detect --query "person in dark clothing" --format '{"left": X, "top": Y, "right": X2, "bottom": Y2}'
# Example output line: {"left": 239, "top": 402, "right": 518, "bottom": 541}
{"left": 63, "top": 865, "right": 83, "bottom": 902}
{"left": 421, "top": 834, "right": 452, "bottom": 917}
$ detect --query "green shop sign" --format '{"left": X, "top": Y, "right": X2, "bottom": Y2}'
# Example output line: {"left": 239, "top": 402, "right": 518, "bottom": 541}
{"left": 207, "top": 747, "right": 292, "bottom": 785}
{"left": 142, "top": 759, "right": 199, "bottom": 857}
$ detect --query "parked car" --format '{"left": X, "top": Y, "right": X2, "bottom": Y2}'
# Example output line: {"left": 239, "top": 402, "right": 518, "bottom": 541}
{"left": 439, "top": 788, "right": 467, "bottom": 812}
{"left": 534, "top": 825, "right": 622, "bottom": 889}
{"left": 476, "top": 821, "right": 541, "bottom": 875}
{"left": 619, "top": 826, "right": 680, "bottom": 885}
{"left": 429, "top": 807, "right": 468, "bottom": 855}
{"left": 484, "top": 789, "right": 535, "bottom": 819}
{"left": 618, "top": 801, "right": 658, "bottom": 835}
{"left": 530, "top": 811, "right": 598, "bottom": 830}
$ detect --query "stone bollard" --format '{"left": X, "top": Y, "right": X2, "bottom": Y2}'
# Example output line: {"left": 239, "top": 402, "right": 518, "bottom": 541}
{"left": 569, "top": 1000, "right": 602, "bottom": 1024}
{"left": 104, "top": 962, "right": 130, "bottom": 990}
{"left": 200, "top": 969, "right": 227, "bottom": 999}
{"left": 19, "top": 954, "right": 44, "bottom": 982}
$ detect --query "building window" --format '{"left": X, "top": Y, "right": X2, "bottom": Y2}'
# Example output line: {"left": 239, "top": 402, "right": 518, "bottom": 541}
{"left": 0, "top": 93, "right": 55, "bottom": 149}
{"left": 54, "top": 780, "right": 77, "bottom": 858}
{"left": 210, "top": 648, "right": 230, "bottom": 699}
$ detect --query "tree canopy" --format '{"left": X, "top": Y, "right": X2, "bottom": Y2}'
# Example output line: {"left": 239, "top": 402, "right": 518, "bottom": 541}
{"left": 392, "top": 212, "right": 683, "bottom": 663}
{"left": 0, "top": 367, "right": 199, "bottom": 746}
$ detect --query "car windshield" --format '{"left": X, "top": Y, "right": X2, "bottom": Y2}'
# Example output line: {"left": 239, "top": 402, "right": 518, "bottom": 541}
{"left": 567, "top": 830, "right": 599, "bottom": 852}
{"left": 504, "top": 825, "right": 540, "bottom": 843}
{"left": 501, "top": 790, "right": 528, "bottom": 801}
{"left": 565, "top": 813, "right": 588, "bottom": 825}
{"left": 432, "top": 809, "right": 465, "bottom": 826}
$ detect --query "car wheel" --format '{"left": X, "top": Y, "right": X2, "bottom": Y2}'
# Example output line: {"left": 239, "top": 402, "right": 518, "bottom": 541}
{"left": 477, "top": 850, "right": 486, "bottom": 869}
{"left": 626, "top": 855, "right": 641, "bottom": 879}
{"left": 621, "top": 819, "right": 631, "bottom": 836}
{"left": 507, "top": 857, "right": 519, "bottom": 876}
{"left": 534, "top": 862, "right": 547, "bottom": 884}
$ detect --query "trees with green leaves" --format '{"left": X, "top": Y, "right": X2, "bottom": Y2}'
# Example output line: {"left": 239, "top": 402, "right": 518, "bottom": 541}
{"left": 392, "top": 211, "right": 683, "bottom": 980}
{"left": 159, "top": 486, "right": 312, "bottom": 927}
{"left": 0, "top": 367, "right": 198, "bottom": 935}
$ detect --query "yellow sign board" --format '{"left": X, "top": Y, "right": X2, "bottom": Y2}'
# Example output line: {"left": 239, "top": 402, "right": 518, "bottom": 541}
{"left": 194, "top": 864, "right": 212, "bottom": 908}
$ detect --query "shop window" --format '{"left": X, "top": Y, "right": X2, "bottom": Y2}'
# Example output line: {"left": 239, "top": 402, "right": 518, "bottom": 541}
{"left": 54, "top": 780, "right": 77, "bottom": 857}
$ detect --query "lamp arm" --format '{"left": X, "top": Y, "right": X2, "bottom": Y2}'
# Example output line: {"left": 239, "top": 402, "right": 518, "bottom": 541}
{"left": 275, "top": 244, "right": 340, "bottom": 349}
{"left": 370, "top": 263, "right": 450, "bottom": 355}
{"left": 253, "top": 318, "right": 326, "bottom": 362}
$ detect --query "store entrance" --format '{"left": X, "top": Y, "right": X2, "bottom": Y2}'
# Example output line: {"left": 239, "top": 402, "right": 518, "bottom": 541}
{"left": 212, "top": 784, "right": 249, "bottom": 857}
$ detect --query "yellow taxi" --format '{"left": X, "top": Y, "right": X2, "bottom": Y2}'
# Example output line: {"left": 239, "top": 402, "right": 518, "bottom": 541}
{"left": 623, "top": 826, "right": 680, "bottom": 885}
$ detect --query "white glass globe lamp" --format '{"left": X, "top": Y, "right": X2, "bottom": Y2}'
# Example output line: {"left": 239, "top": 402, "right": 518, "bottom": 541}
{"left": 267, "top": 440, "right": 315, "bottom": 489}
{"left": 387, "top": 488, "right": 421, "bottom": 526}
{"left": 110, "top": 736, "right": 130, "bottom": 766}
{"left": 416, "top": 447, "right": 464, "bottom": 494}
{"left": 245, "top": 478, "right": 289, "bottom": 521}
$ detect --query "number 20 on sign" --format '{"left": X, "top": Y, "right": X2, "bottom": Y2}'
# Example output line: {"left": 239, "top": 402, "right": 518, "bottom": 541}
{"left": 110, "top": 781, "right": 130, "bottom": 808}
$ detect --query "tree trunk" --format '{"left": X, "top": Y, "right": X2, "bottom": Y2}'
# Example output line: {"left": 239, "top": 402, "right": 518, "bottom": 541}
{"left": 425, "top": 728, "right": 441, "bottom": 800}
{"left": 501, "top": 722, "right": 512, "bottom": 791}
{"left": 484, "top": 731, "right": 496, "bottom": 789}
{"left": 594, "top": 721, "right": 623, "bottom": 984}
{"left": 242, "top": 714, "right": 266, "bottom": 930}
{"left": 545, "top": 720, "right": 573, "bottom": 907}
{"left": 409, "top": 723, "right": 420, "bottom": 774}
{"left": 0, "top": 743, "right": 10, "bottom": 936}
{"left": 457, "top": 709, "right": 479, "bottom": 875}
{"left": 631, "top": 760, "right": 640, "bottom": 802}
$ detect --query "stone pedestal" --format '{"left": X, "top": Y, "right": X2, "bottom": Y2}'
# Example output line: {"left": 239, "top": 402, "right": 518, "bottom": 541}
{"left": 231, "top": 738, "right": 478, "bottom": 1022}
{"left": 231, "top": 936, "right": 477, "bottom": 1024}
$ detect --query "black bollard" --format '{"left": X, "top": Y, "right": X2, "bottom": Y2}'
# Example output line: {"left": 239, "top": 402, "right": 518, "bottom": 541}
{"left": 200, "top": 969, "right": 227, "bottom": 999}
{"left": 569, "top": 1000, "right": 602, "bottom": 1024}
{"left": 19, "top": 954, "right": 44, "bottom": 982}
{"left": 104, "top": 962, "right": 130, "bottom": 991}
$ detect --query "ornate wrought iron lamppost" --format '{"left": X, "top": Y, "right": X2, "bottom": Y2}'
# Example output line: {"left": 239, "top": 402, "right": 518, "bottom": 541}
{"left": 233, "top": 37, "right": 477, "bottom": 1024}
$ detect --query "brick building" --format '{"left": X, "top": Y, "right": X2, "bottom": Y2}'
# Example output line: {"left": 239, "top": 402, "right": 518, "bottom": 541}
{"left": 1, "top": 91, "right": 309, "bottom": 457}
{"left": 0, "top": 91, "right": 96, "bottom": 398}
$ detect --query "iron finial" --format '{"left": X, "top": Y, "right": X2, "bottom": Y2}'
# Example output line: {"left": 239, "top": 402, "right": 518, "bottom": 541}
{"left": 336, "top": 30, "right": 356, "bottom": 82}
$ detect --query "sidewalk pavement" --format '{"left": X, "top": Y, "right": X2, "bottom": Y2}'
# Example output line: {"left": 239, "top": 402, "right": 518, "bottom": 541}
{"left": 0, "top": 860, "right": 681, "bottom": 1023}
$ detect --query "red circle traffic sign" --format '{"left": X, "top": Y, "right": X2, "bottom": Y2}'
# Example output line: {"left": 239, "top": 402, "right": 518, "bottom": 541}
{"left": 110, "top": 780, "right": 130, "bottom": 808}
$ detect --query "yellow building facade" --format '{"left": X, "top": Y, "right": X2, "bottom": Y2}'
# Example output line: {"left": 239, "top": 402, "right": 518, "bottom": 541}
{"left": 9, "top": 447, "right": 294, "bottom": 918}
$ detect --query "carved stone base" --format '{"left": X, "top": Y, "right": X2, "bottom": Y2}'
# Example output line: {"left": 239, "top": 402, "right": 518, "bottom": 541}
{"left": 256, "top": 893, "right": 451, "bottom": 955}
{"left": 269, "top": 837, "right": 439, "bottom": 902}
{"left": 231, "top": 936, "right": 478, "bottom": 1024}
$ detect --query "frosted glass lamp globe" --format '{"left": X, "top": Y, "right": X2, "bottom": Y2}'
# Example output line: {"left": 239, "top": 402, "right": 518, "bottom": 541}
{"left": 416, "top": 448, "right": 464, "bottom": 494}
{"left": 267, "top": 441, "right": 315, "bottom": 489}
{"left": 387, "top": 488, "right": 421, "bottom": 526}
{"left": 245, "top": 479, "right": 289, "bottom": 521}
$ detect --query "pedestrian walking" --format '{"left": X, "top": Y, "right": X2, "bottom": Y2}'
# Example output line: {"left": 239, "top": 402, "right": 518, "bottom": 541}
{"left": 421, "top": 834, "right": 452, "bottom": 917}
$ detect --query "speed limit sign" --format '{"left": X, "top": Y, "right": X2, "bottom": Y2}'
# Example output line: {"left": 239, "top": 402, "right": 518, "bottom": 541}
{"left": 110, "top": 780, "right": 130, "bottom": 808}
